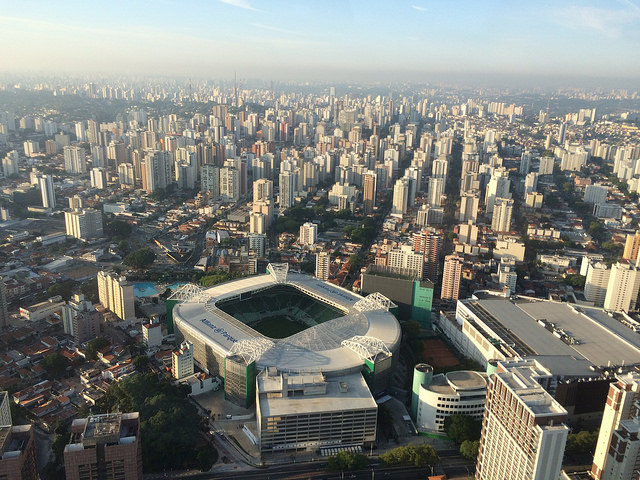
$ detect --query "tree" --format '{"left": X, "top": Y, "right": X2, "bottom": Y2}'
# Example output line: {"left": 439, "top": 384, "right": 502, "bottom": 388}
{"left": 327, "top": 451, "right": 369, "bottom": 471}
{"left": 460, "top": 439, "right": 480, "bottom": 460}
{"left": 563, "top": 274, "right": 586, "bottom": 288}
{"left": 124, "top": 247, "right": 157, "bottom": 269}
{"left": 443, "top": 414, "right": 482, "bottom": 444}
{"left": 47, "top": 281, "right": 76, "bottom": 301}
{"left": 85, "top": 337, "right": 110, "bottom": 360}
{"left": 41, "top": 353, "right": 71, "bottom": 378}
{"left": 81, "top": 277, "right": 99, "bottom": 304}
{"left": 95, "top": 373, "right": 215, "bottom": 473}
{"left": 133, "top": 355, "right": 150, "bottom": 372}
{"left": 105, "top": 219, "right": 132, "bottom": 238}
{"left": 379, "top": 444, "right": 439, "bottom": 467}
{"left": 565, "top": 430, "right": 598, "bottom": 456}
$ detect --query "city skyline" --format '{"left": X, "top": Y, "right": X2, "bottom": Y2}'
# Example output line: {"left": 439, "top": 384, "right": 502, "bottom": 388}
{"left": 1, "top": 0, "right": 640, "bottom": 85}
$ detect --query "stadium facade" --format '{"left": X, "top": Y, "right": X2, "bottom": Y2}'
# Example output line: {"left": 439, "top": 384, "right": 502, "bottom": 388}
{"left": 170, "top": 265, "right": 402, "bottom": 413}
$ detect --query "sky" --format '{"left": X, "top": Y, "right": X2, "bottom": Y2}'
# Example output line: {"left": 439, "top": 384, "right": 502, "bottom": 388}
{"left": 0, "top": 0, "right": 639, "bottom": 85}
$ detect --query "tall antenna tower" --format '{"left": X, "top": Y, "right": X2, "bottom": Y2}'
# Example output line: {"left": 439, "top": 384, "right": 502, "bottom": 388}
{"left": 234, "top": 72, "right": 238, "bottom": 108}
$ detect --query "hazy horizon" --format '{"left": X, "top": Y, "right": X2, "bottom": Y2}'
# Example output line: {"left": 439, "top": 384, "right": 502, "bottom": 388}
{"left": 1, "top": 0, "right": 640, "bottom": 88}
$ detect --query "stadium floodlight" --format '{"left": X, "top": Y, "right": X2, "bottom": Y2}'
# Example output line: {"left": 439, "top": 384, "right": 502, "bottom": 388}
{"left": 167, "top": 283, "right": 212, "bottom": 303}
{"left": 341, "top": 335, "right": 391, "bottom": 361}
{"left": 353, "top": 292, "right": 397, "bottom": 312}
{"left": 227, "top": 338, "right": 275, "bottom": 364}
{"left": 267, "top": 263, "right": 289, "bottom": 283}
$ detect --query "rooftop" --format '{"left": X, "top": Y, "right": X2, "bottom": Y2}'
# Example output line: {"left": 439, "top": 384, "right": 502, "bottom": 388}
{"left": 257, "top": 372, "right": 376, "bottom": 418}
{"left": 460, "top": 296, "right": 640, "bottom": 377}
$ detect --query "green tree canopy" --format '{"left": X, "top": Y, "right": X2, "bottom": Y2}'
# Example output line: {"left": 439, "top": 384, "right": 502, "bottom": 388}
{"left": 443, "top": 414, "right": 482, "bottom": 444}
{"left": 326, "top": 451, "right": 369, "bottom": 471}
{"left": 47, "top": 281, "right": 76, "bottom": 301}
{"left": 123, "top": 247, "right": 157, "bottom": 269}
{"left": 41, "top": 353, "right": 71, "bottom": 378}
{"left": 379, "top": 444, "right": 439, "bottom": 467}
{"left": 565, "top": 430, "right": 598, "bottom": 456}
{"left": 95, "top": 373, "right": 213, "bottom": 473}
{"left": 460, "top": 439, "right": 480, "bottom": 460}
{"left": 85, "top": 337, "right": 110, "bottom": 360}
{"left": 105, "top": 219, "right": 132, "bottom": 238}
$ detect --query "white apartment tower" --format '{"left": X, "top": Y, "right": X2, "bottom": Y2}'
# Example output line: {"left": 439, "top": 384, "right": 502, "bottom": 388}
{"left": 65, "top": 208, "right": 104, "bottom": 240}
{"left": 603, "top": 261, "right": 640, "bottom": 313}
{"left": 37, "top": 174, "right": 56, "bottom": 209}
{"left": 391, "top": 177, "right": 410, "bottom": 217}
{"left": 97, "top": 271, "right": 135, "bottom": 321}
{"left": 475, "top": 360, "right": 568, "bottom": 480}
{"left": 90, "top": 167, "right": 107, "bottom": 189}
{"left": 491, "top": 197, "right": 513, "bottom": 233}
{"left": 63, "top": 145, "right": 87, "bottom": 174}
{"left": 299, "top": 222, "right": 318, "bottom": 246}
{"left": 172, "top": 341, "right": 194, "bottom": 380}
{"left": 315, "top": 251, "right": 330, "bottom": 281}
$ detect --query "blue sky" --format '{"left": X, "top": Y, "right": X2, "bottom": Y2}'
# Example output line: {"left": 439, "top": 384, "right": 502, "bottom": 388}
{"left": 0, "top": 0, "right": 639, "bottom": 83}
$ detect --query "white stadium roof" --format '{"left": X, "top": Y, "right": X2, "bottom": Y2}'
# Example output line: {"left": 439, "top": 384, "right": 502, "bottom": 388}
{"left": 172, "top": 269, "right": 401, "bottom": 374}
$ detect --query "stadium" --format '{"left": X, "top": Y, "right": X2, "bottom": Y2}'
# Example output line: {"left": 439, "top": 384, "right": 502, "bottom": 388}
{"left": 168, "top": 264, "right": 402, "bottom": 408}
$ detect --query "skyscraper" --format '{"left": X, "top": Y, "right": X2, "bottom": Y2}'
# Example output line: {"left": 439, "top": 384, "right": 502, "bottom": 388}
{"left": 558, "top": 122, "right": 567, "bottom": 144}
{"left": 0, "top": 423, "right": 37, "bottom": 480}
{"left": 441, "top": 255, "right": 463, "bottom": 301}
{"left": 253, "top": 178, "right": 273, "bottom": 203}
{"left": 591, "top": 372, "right": 640, "bottom": 480}
{"left": 201, "top": 164, "right": 220, "bottom": 198}
{"left": 362, "top": 172, "right": 377, "bottom": 215}
{"left": 141, "top": 150, "right": 172, "bottom": 193}
{"left": 475, "top": 360, "right": 568, "bottom": 480}
{"left": 459, "top": 192, "right": 480, "bottom": 223}
{"left": 220, "top": 166, "right": 240, "bottom": 202}
{"left": 37, "top": 174, "right": 55, "bottom": 209}
{"left": 412, "top": 230, "right": 443, "bottom": 283}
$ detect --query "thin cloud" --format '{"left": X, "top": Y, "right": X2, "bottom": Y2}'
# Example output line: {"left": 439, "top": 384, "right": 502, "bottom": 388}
{"left": 552, "top": 3, "right": 640, "bottom": 35}
{"left": 412, "top": 5, "right": 428, "bottom": 12}
{"left": 249, "top": 23, "right": 300, "bottom": 35}
{"left": 220, "top": 0, "right": 259, "bottom": 11}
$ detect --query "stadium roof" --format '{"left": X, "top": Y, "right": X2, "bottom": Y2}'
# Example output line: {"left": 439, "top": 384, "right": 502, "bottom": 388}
{"left": 173, "top": 271, "right": 401, "bottom": 375}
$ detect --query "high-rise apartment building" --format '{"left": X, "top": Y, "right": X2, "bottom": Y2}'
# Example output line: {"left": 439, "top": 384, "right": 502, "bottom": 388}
{"left": 253, "top": 178, "right": 273, "bottom": 203}
{"left": 37, "top": 174, "right": 56, "bottom": 209}
{"left": 459, "top": 192, "right": 480, "bottom": 223}
{"left": 538, "top": 155, "right": 555, "bottom": 175}
{"left": 584, "top": 184, "right": 608, "bottom": 205}
{"left": 475, "top": 360, "right": 568, "bottom": 480}
{"left": 584, "top": 261, "right": 611, "bottom": 306}
{"left": 279, "top": 171, "right": 296, "bottom": 209}
{"left": 64, "top": 145, "right": 87, "bottom": 174}
{"left": 0, "top": 391, "right": 11, "bottom": 427}
{"left": 622, "top": 231, "right": 640, "bottom": 263}
{"left": 391, "top": 177, "right": 410, "bottom": 216}
{"left": 117, "top": 163, "right": 135, "bottom": 186}
{"left": 172, "top": 341, "right": 194, "bottom": 380}
{"left": 2, "top": 151, "right": 19, "bottom": 177}
{"left": 485, "top": 168, "right": 510, "bottom": 214}
{"left": 201, "top": 164, "right": 220, "bottom": 198}
{"left": 603, "top": 261, "right": 640, "bottom": 313}
{"left": 412, "top": 230, "right": 443, "bottom": 282}
{"left": 65, "top": 208, "right": 104, "bottom": 240}
{"left": 491, "top": 197, "right": 513, "bottom": 233}
{"left": 387, "top": 245, "right": 425, "bottom": 278}
{"left": 220, "top": 166, "right": 240, "bottom": 202}
{"left": 362, "top": 172, "right": 377, "bottom": 215}
{"left": 591, "top": 372, "right": 640, "bottom": 480}
{"left": 64, "top": 413, "right": 142, "bottom": 480}
{"left": 315, "top": 251, "right": 330, "bottom": 281}
{"left": 141, "top": 150, "right": 172, "bottom": 193}
{"left": 73, "top": 311, "right": 102, "bottom": 346}
{"left": 299, "top": 222, "right": 318, "bottom": 246}
{"left": 441, "top": 255, "right": 463, "bottom": 301}
{"left": 97, "top": 272, "right": 135, "bottom": 321}
{"left": 0, "top": 282, "right": 8, "bottom": 331}
{"left": 90, "top": 167, "right": 107, "bottom": 189}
